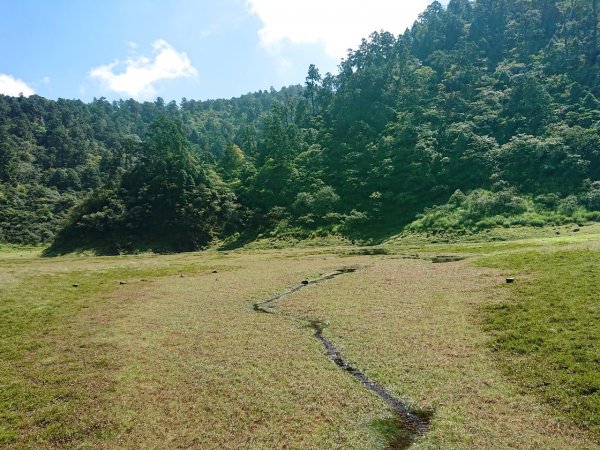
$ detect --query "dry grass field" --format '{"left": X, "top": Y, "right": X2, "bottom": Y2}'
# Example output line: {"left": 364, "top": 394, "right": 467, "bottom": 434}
{"left": 1, "top": 224, "right": 599, "bottom": 448}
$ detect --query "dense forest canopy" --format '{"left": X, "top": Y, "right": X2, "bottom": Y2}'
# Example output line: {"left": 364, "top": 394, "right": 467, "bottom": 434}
{"left": 1, "top": 0, "right": 600, "bottom": 251}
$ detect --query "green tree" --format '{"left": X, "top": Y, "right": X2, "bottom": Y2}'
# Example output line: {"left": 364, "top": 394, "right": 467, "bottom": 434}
{"left": 48, "top": 117, "right": 237, "bottom": 254}
{"left": 304, "top": 64, "right": 321, "bottom": 115}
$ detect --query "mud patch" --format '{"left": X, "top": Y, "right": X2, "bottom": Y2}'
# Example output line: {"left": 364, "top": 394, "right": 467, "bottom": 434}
{"left": 253, "top": 268, "right": 357, "bottom": 314}
{"left": 309, "top": 319, "right": 430, "bottom": 446}
{"left": 252, "top": 268, "right": 431, "bottom": 449}
{"left": 370, "top": 415, "right": 433, "bottom": 450}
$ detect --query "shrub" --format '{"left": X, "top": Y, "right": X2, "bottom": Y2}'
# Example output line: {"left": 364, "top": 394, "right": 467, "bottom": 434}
{"left": 406, "top": 189, "right": 599, "bottom": 233}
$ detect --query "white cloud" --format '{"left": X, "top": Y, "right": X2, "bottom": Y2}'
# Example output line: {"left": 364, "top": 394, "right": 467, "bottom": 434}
{"left": 246, "top": 0, "right": 436, "bottom": 59}
{"left": 0, "top": 74, "right": 35, "bottom": 97}
{"left": 89, "top": 39, "right": 198, "bottom": 99}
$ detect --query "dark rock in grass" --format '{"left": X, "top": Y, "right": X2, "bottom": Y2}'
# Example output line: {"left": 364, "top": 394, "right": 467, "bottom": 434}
{"left": 349, "top": 248, "right": 389, "bottom": 256}
{"left": 119, "top": 281, "right": 127, "bottom": 285}
{"left": 301, "top": 280, "right": 309, "bottom": 285}
{"left": 432, "top": 255, "right": 465, "bottom": 263}
{"left": 506, "top": 278, "right": 515, "bottom": 284}
{"left": 399, "top": 254, "right": 420, "bottom": 260}
{"left": 212, "top": 270, "right": 218, "bottom": 273}
{"left": 72, "top": 283, "right": 79, "bottom": 288}
{"left": 556, "top": 231, "right": 561, "bottom": 235}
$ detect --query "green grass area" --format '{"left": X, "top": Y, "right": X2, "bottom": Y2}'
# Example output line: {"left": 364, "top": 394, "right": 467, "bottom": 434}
{"left": 1, "top": 227, "right": 599, "bottom": 448}
{"left": 0, "top": 256, "right": 228, "bottom": 445}
{"left": 383, "top": 222, "right": 600, "bottom": 258}
{"left": 0, "top": 245, "right": 43, "bottom": 257}
{"left": 478, "top": 248, "right": 600, "bottom": 437}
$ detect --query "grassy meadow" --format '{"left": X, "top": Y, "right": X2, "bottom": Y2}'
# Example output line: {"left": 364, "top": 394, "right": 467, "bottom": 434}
{"left": 0, "top": 224, "right": 599, "bottom": 448}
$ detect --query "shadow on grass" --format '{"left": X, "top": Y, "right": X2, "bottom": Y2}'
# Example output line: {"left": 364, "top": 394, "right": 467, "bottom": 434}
{"left": 216, "top": 230, "right": 261, "bottom": 251}
{"left": 42, "top": 236, "right": 202, "bottom": 257}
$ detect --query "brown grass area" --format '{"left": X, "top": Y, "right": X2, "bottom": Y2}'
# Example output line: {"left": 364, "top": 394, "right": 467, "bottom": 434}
{"left": 90, "top": 254, "right": 392, "bottom": 449}
{"left": 3, "top": 251, "right": 402, "bottom": 448}
{"left": 2, "top": 238, "right": 598, "bottom": 448}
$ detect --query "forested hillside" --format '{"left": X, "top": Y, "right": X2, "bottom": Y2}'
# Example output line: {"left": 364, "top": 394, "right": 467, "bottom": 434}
{"left": 1, "top": 0, "right": 600, "bottom": 251}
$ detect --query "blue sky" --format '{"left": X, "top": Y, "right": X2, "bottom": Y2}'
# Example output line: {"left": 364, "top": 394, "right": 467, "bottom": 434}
{"left": 0, "top": 0, "right": 442, "bottom": 102}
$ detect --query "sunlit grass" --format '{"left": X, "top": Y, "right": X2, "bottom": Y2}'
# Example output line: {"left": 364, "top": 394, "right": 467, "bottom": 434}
{"left": 379, "top": 223, "right": 600, "bottom": 261}
{"left": 0, "top": 251, "right": 393, "bottom": 448}
{"left": 479, "top": 249, "right": 600, "bottom": 437}
{"left": 1, "top": 227, "right": 599, "bottom": 448}
{"left": 0, "top": 257, "right": 225, "bottom": 445}
{"left": 277, "top": 254, "right": 598, "bottom": 448}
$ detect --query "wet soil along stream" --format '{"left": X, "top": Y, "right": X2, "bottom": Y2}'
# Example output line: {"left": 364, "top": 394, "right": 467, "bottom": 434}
{"left": 253, "top": 267, "right": 430, "bottom": 449}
